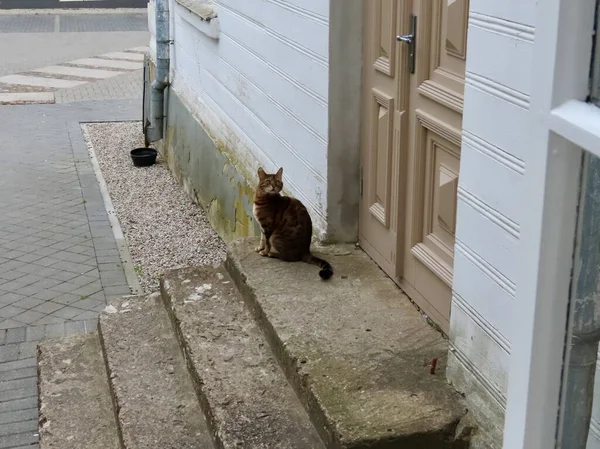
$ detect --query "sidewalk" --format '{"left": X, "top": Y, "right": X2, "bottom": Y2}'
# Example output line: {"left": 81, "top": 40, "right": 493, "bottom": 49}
{"left": 0, "top": 99, "right": 140, "bottom": 447}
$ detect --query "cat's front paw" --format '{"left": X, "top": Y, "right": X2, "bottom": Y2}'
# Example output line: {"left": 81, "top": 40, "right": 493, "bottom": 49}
{"left": 255, "top": 246, "right": 264, "bottom": 253}
{"left": 259, "top": 249, "right": 270, "bottom": 257}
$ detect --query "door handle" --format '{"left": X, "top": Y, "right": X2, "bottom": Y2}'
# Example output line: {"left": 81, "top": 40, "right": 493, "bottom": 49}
{"left": 396, "top": 34, "right": 413, "bottom": 44}
{"left": 397, "top": 14, "right": 417, "bottom": 74}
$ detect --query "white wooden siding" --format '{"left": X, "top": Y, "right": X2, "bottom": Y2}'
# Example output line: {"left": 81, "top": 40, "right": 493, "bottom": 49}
{"left": 169, "top": 0, "right": 330, "bottom": 231}
{"left": 449, "top": 0, "right": 534, "bottom": 425}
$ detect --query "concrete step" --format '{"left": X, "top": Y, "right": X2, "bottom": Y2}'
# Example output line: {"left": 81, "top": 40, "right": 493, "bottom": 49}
{"left": 225, "top": 237, "right": 473, "bottom": 449}
{"left": 160, "top": 265, "right": 325, "bottom": 449}
{"left": 38, "top": 333, "right": 120, "bottom": 449}
{"left": 98, "top": 293, "right": 214, "bottom": 449}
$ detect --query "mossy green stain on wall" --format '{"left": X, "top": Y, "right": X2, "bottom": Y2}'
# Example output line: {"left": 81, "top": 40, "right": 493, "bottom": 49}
{"left": 155, "top": 88, "right": 260, "bottom": 243}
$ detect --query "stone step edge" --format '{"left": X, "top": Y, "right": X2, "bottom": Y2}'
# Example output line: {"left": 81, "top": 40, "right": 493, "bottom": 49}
{"left": 154, "top": 286, "right": 219, "bottom": 447}
{"left": 37, "top": 332, "right": 121, "bottom": 449}
{"left": 97, "top": 293, "right": 214, "bottom": 449}
{"left": 158, "top": 276, "right": 252, "bottom": 448}
{"left": 159, "top": 267, "right": 324, "bottom": 449}
{"left": 222, "top": 253, "right": 334, "bottom": 445}
{"left": 223, "top": 246, "right": 474, "bottom": 449}
{"left": 97, "top": 311, "right": 129, "bottom": 449}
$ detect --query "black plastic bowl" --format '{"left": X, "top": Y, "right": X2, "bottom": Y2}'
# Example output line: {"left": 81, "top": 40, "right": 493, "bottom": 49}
{"left": 130, "top": 147, "right": 158, "bottom": 167}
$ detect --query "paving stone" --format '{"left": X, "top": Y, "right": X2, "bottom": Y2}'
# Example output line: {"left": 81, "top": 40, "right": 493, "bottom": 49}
{"left": 0, "top": 386, "right": 35, "bottom": 402}
{"left": 25, "top": 326, "right": 46, "bottom": 342}
{"left": 0, "top": 306, "right": 26, "bottom": 320}
{"left": 50, "top": 306, "right": 82, "bottom": 320}
{"left": 88, "top": 291, "right": 107, "bottom": 302}
{"left": 1, "top": 251, "right": 27, "bottom": 261}
{"left": 96, "top": 255, "right": 120, "bottom": 264}
{"left": 31, "top": 289, "right": 62, "bottom": 301}
{"left": 0, "top": 270, "right": 26, "bottom": 281}
{"left": 34, "top": 316, "right": 66, "bottom": 326}
{"left": 51, "top": 282, "right": 83, "bottom": 294}
{"left": 82, "top": 319, "right": 99, "bottom": 333}
{"left": 0, "top": 281, "right": 30, "bottom": 294}
{"left": 0, "top": 358, "right": 35, "bottom": 373}
{"left": 0, "top": 346, "right": 19, "bottom": 363}
{"left": 14, "top": 253, "right": 44, "bottom": 264}
{"left": 70, "top": 297, "right": 104, "bottom": 311}
{"left": 31, "top": 302, "right": 64, "bottom": 315}
{"left": 0, "top": 99, "right": 139, "bottom": 448}
{"left": 43, "top": 323, "right": 66, "bottom": 339}
{"left": 30, "top": 257, "right": 61, "bottom": 268}
{"left": 51, "top": 293, "right": 82, "bottom": 306}
{"left": 0, "top": 430, "right": 38, "bottom": 448}
{"left": 4, "top": 328, "right": 25, "bottom": 345}
{"left": 0, "top": 293, "right": 25, "bottom": 307}
{"left": 0, "top": 376, "right": 36, "bottom": 393}
{"left": 0, "top": 320, "right": 25, "bottom": 330}
{"left": 14, "top": 285, "right": 45, "bottom": 298}
{"left": 102, "top": 285, "right": 131, "bottom": 296}
{"left": 12, "top": 310, "right": 46, "bottom": 325}
{"left": 73, "top": 310, "right": 100, "bottom": 321}
{"left": 0, "top": 419, "right": 37, "bottom": 438}
{"left": 47, "top": 270, "right": 79, "bottom": 282}
{"left": 0, "top": 261, "right": 27, "bottom": 272}
{"left": 27, "top": 278, "right": 64, "bottom": 290}
{"left": 16, "top": 342, "right": 38, "bottom": 360}
{"left": 0, "top": 408, "right": 37, "bottom": 425}
{"left": 64, "top": 320, "right": 85, "bottom": 335}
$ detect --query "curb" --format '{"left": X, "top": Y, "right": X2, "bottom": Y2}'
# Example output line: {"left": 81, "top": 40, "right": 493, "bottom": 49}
{"left": 81, "top": 123, "right": 144, "bottom": 296}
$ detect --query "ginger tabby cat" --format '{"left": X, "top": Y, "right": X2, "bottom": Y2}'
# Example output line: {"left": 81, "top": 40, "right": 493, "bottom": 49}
{"left": 252, "top": 167, "right": 333, "bottom": 280}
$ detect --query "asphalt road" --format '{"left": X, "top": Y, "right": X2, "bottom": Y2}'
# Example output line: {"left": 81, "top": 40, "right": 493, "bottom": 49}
{"left": 0, "top": 0, "right": 147, "bottom": 9}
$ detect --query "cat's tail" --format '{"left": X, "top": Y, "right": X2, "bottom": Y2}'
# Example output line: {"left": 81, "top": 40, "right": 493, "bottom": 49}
{"left": 303, "top": 253, "right": 333, "bottom": 280}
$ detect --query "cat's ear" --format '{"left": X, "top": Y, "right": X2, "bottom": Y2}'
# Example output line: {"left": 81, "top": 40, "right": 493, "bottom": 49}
{"left": 275, "top": 167, "right": 283, "bottom": 181}
{"left": 257, "top": 167, "right": 266, "bottom": 180}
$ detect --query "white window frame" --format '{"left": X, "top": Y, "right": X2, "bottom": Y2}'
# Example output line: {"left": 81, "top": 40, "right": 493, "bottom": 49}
{"left": 502, "top": 0, "right": 599, "bottom": 448}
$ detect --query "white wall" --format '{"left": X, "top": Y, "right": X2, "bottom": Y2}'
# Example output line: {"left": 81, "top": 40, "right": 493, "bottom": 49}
{"left": 167, "top": 0, "right": 330, "bottom": 233}
{"left": 448, "top": 0, "right": 535, "bottom": 442}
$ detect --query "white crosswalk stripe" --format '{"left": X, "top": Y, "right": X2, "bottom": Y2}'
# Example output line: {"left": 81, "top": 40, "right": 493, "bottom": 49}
{"left": 69, "top": 58, "right": 142, "bottom": 70}
{"left": 0, "top": 46, "right": 149, "bottom": 105}
{"left": 0, "top": 92, "right": 55, "bottom": 105}
{"left": 0, "top": 74, "right": 88, "bottom": 89}
{"left": 33, "top": 66, "right": 126, "bottom": 79}
{"left": 100, "top": 51, "right": 145, "bottom": 62}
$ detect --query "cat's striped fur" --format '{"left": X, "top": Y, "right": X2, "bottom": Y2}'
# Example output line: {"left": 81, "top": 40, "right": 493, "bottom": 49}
{"left": 252, "top": 167, "right": 333, "bottom": 280}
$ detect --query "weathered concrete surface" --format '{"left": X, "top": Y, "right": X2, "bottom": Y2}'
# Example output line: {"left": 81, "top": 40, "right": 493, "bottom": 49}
{"left": 160, "top": 266, "right": 325, "bottom": 449}
{"left": 37, "top": 333, "right": 120, "bottom": 449}
{"left": 98, "top": 293, "right": 213, "bottom": 449}
{"left": 225, "top": 237, "right": 473, "bottom": 449}
{"left": 153, "top": 85, "right": 260, "bottom": 243}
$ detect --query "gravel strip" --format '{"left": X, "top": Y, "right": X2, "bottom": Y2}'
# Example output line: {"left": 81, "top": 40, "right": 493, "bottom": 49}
{"left": 82, "top": 121, "right": 226, "bottom": 293}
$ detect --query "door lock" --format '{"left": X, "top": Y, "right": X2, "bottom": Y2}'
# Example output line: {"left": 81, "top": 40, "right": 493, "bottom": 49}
{"left": 397, "top": 14, "right": 417, "bottom": 74}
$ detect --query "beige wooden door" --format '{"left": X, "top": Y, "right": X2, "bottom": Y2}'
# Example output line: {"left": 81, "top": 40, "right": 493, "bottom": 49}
{"left": 359, "top": 0, "right": 411, "bottom": 277}
{"left": 360, "top": 0, "right": 468, "bottom": 333}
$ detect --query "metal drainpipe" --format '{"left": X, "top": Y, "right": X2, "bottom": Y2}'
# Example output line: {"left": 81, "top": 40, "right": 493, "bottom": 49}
{"left": 560, "top": 152, "right": 600, "bottom": 449}
{"left": 146, "top": 0, "right": 170, "bottom": 143}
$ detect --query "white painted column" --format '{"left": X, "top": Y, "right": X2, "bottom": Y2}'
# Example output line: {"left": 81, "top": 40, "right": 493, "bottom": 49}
{"left": 502, "top": 0, "right": 597, "bottom": 447}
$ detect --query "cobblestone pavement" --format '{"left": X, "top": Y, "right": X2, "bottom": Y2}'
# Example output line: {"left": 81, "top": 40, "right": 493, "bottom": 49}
{"left": 0, "top": 47, "right": 146, "bottom": 105}
{"left": 0, "top": 99, "right": 140, "bottom": 447}
{"left": 55, "top": 69, "right": 142, "bottom": 103}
